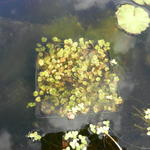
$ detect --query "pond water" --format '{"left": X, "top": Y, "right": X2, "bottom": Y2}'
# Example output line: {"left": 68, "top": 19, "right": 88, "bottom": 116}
{"left": 0, "top": 0, "right": 150, "bottom": 150}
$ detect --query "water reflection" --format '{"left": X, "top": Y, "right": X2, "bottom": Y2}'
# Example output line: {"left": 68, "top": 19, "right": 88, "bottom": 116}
{"left": 0, "top": 17, "right": 41, "bottom": 149}
{"left": 0, "top": 0, "right": 150, "bottom": 150}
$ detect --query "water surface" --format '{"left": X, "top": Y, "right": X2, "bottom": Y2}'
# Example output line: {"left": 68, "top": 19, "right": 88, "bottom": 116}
{"left": 0, "top": 0, "right": 150, "bottom": 150}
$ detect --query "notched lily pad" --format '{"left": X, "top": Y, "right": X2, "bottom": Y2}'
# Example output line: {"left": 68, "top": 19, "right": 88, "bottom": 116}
{"left": 116, "top": 4, "right": 150, "bottom": 34}
{"left": 132, "top": 0, "right": 150, "bottom": 5}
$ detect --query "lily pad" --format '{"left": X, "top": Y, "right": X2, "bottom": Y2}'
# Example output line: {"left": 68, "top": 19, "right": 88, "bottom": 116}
{"left": 116, "top": 4, "right": 150, "bottom": 34}
{"left": 132, "top": 0, "right": 150, "bottom": 5}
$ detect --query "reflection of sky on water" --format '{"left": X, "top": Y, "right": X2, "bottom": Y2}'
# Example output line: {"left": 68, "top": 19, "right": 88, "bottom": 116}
{"left": 0, "top": 0, "right": 150, "bottom": 149}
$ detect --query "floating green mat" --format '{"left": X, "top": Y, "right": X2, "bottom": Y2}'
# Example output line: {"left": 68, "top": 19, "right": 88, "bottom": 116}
{"left": 33, "top": 37, "right": 122, "bottom": 118}
{"left": 30, "top": 37, "right": 123, "bottom": 132}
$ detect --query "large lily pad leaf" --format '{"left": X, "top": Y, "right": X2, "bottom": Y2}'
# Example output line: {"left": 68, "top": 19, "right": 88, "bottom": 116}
{"left": 116, "top": 4, "right": 150, "bottom": 34}
{"left": 132, "top": 0, "right": 150, "bottom": 5}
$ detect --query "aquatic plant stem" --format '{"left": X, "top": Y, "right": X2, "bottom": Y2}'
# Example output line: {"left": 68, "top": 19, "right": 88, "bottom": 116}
{"left": 105, "top": 133, "right": 122, "bottom": 150}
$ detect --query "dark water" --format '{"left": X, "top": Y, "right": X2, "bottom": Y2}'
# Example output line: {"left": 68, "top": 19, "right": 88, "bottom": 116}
{"left": 0, "top": 0, "right": 150, "bottom": 150}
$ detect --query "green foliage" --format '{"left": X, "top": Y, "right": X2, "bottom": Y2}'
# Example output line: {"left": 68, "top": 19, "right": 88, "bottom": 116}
{"left": 33, "top": 91, "right": 38, "bottom": 97}
{"left": 132, "top": 0, "right": 150, "bottom": 5}
{"left": 63, "top": 131, "right": 88, "bottom": 150}
{"left": 26, "top": 102, "right": 36, "bottom": 108}
{"left": 33, "top": 37, "right": 123, "bottom": 118}
{"left": 35, "top": 96, "right": 41, "bottom": 102}
{"left": 41, "top": 37, "right": 48, "bottom": 43}
{"left": 27, "top": 131, "right": 41, "bottom": 141}
{"left": 89, "top": 120, "right": 110, "bottom": 135}
{"left": 116, "top": 4, "right": 150, "bottom": 34}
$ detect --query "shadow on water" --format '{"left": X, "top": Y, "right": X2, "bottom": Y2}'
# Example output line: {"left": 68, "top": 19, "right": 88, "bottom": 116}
{"left": 0, "top": 0, "right": 150, "bottom": 150}
{"left": 41, "top": 132, "right": 127, "bottom": 150}
{"left": 118, "top": 33, "right": 150, "bottom": 150}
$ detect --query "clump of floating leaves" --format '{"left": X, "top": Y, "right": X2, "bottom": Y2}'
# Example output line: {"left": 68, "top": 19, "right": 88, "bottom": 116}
{"left": 116, "top": 4, "right": 150, "bottom": 34}
{"left": 30, "top": 36, "right": 123, "bottom": 119}
{"left": 26, "top": 131, "right": 41, "bottom": 142}
{"left": 89, "top": 120, "right": 110, "bottom": 137}
{"left": 63, "top": 131, "right": 88, "bottom": 150}
{"left": 89, "top": 121, "right": 122, "bottom": 150}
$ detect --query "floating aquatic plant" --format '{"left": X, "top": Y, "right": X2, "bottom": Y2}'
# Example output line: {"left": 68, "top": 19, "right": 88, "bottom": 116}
{"left": 89, "top": 121, "right": 123, "bottom": 150}
{"left": 31, "top": 36, "right": 123, "bottom": 118}
{"left": 116, "top": 4, "right": 150, "bottom": 34}
{"left": 132, "top": 0, "right": 150, "bottom": 5}
{"left": 27, "top": 122, "right": 123, "bottom": 150}
{"left": 26, "top": 102, "right": 36, "bottom": 108}
{"left": 26, "top": 131, "right": 41, "bottom": 142}
{"left": 89, "top": 120, "right": 110, "bottom": 136}
{"left": 63, "top": 131, "right": 88, "bottom": 150}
